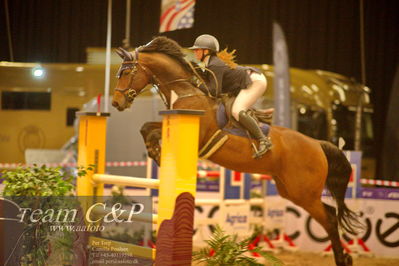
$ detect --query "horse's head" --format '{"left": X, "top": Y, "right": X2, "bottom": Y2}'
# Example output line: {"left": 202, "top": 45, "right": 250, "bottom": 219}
{"left": 113, "top": 37, "right": 205, "bottom": 111}
{"left": 112, "top": 47, "right": 150, "bottom": 111}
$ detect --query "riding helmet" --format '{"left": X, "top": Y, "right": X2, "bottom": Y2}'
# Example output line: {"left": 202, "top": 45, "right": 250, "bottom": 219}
{"left": 189, "top": 34, "right": 220, "bottom": 52}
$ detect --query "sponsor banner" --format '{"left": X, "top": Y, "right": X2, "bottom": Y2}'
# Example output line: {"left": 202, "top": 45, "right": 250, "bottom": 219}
{"left": 277, "top": 197, "right": 399, "bottom": 257}
{"left": 193, "top": 193, "right": 399, "bottom": 257}
{"left": 223, "top": 169, "right": 251, "bottom": 200}
{"left": 197, "top": 178, "right": 219, "bottom": 192}
{"left": 359, "top": 188, "right": 399, "bottom": 200}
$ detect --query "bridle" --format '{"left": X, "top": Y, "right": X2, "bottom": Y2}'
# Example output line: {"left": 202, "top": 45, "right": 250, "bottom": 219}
{"left": 115, "top": 48, "right": 195, "bottom": 109}
{"left": 115, "top": 49, "right": 142, "bottom": 106}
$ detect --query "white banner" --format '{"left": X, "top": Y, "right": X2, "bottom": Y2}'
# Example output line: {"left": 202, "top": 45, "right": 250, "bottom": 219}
{"left": 277, "top": 197, "right": 399, "bottom": 257}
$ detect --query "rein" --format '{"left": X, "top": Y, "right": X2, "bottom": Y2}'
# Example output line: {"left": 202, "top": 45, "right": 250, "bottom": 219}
{"left": 186, "top": 59, "right": 219, "bottom": 98}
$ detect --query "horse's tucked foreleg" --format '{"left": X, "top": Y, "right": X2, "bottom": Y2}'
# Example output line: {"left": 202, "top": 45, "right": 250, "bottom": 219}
{"left": 140, "top": 122, "right": 162, "bottom": 165}
{"left": 146, "top": 130, "right": 162, "bottom": 165}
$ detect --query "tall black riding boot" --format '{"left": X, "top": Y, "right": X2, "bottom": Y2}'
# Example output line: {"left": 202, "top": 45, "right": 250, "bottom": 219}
{"left": 238, "top": 110, "right": 272, "bottom": 158}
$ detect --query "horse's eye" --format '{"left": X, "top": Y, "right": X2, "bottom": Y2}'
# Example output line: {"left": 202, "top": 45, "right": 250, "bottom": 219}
{"left": 123, "top": 71, "right": 130, "bottom": 75}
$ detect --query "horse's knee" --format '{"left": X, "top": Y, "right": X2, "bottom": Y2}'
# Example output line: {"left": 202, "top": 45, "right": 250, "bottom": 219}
{"left": 140, "top": 123, "right": 151, "bottom": 136}
{"left": 140, "top": 122, "right": 160, "bottom": 137}
{"left": 147, "top": 129, "right": 161, "bottom": 143}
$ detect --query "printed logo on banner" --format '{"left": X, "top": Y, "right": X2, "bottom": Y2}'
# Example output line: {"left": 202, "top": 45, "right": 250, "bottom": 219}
{"left": 221, "top": 203, "right": 250, "bottom": 236}
{"left": 265, "top": 198, "right": 286, "bottom": 230}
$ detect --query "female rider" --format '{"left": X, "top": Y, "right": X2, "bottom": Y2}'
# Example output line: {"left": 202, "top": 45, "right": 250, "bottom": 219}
{"left": 189, "top": 34, "right": 272, "bottom": 158}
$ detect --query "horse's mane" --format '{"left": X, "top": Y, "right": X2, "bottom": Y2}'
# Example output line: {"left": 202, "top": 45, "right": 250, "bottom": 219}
{"left": 140, "top": 36, "right": 193, "bottom": 74}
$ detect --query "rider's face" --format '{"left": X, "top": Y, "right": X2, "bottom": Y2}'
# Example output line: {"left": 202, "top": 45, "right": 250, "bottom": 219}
{"left": 194, "top": 49, "right": 206, "bottom": 61}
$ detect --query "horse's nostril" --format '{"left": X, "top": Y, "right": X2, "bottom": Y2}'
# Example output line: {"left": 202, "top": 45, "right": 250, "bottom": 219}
{"left": 112, "top": 101, "right": 118, "bottom": 107}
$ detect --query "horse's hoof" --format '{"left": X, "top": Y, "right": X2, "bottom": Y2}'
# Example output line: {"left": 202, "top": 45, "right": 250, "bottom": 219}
{"left": 152, "top": 154, "right": 160, "bottom": 166}
{"left": 343, "top": 253, "right": 353, "bottom": 266}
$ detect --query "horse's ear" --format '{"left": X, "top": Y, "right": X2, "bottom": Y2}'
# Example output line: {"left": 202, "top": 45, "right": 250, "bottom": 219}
{"left": 119, "top": 47, "right": 133, "bottom": 61}
{"left": 115, "top": 48, "right": 125, "bottom": 59}
{"left": 115, "top": 47, "right": 133, "bottom": 61}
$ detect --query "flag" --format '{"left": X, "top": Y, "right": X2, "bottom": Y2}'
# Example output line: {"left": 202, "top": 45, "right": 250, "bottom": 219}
{"left": 273, "top": 22, "right": 292, "bottom": 128}
{"left": 160, "top": 0, "right": 195, "bottom": 33}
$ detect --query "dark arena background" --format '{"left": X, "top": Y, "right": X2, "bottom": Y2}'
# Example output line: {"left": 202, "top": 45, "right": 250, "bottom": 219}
{"left": 1, "top": 0, "right": 398, "bottom": 178}
{"left": 0, "top": 0, "right": 399, "bottom": 265}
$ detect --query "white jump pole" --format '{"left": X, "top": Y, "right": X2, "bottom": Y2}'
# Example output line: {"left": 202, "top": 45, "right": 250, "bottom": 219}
{"left": 93, "top": 174, "right": 160, "bottom": 189}
{"left": 104, "top": 0, "right": 112, "bottom": 113}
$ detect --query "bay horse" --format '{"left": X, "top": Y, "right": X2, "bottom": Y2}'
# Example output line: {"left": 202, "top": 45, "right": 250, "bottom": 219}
{"left": 112, "top": 36, "right": 361, "bottom": 266}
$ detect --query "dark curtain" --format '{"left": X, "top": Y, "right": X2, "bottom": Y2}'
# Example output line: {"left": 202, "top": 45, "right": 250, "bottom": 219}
{"left": 381, "top": 66, "right": 399, "bottom": 180}
{"left": 1, "top": 0, "right": 398, "bottom": 177}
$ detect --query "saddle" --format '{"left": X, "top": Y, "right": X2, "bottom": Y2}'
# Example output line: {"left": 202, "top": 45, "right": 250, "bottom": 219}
{"left": 199, "top": 95, "right": 273, "bottom": 159}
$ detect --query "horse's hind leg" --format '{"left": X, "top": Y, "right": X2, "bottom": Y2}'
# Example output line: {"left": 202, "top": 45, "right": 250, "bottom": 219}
{"left": 302, "top": 199, "right": 352, "bottom": 266}
{"left": 323, "top": 203, "right": 353, "bottom": 266}
{"left": 140, "top": 122, "right": 162, "bottom": 165}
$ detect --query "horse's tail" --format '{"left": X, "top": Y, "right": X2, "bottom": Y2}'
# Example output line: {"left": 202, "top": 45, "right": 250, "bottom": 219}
{"left": 319, "top": 141, "right": 364, "bottom": 235}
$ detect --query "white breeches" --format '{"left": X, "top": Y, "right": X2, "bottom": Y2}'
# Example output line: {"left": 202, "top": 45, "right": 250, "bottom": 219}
{"left": 232, "top": 72, "right": 267, "bottom": 120}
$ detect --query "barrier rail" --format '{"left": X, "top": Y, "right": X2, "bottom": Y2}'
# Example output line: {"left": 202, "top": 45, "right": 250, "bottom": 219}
{"left": 93, "top": 174, "right": 160, "bottom": 189}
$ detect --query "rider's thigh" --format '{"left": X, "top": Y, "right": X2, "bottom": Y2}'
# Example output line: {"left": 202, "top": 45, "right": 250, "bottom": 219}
{"left": 232, "top": 76, "right": 267, "bottom": 120}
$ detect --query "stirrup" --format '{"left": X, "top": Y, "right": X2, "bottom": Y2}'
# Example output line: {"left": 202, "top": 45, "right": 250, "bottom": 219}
{"left": 252, "top": 137, "right": 272, "bottom": 159}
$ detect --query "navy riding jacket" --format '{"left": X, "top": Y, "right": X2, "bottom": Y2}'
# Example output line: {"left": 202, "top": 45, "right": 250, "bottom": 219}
{"left": 203, "top": 55, "right": 260, "bottom": 97}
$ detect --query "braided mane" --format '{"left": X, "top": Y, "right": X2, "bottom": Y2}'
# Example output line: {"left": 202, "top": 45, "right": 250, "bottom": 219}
{"left": 140, "top": 36, "right": 193, "bottom": 74}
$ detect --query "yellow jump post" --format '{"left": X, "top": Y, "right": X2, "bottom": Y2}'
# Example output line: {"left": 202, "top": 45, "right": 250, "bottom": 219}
{"left": 155, "top": 109, "right": 203, "bottom": 265}
{"left": 77, "top": 109, "right": 204, "bottom": 265}
{"left": 76, "top": 112, "right": 109, "bottom": 197}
